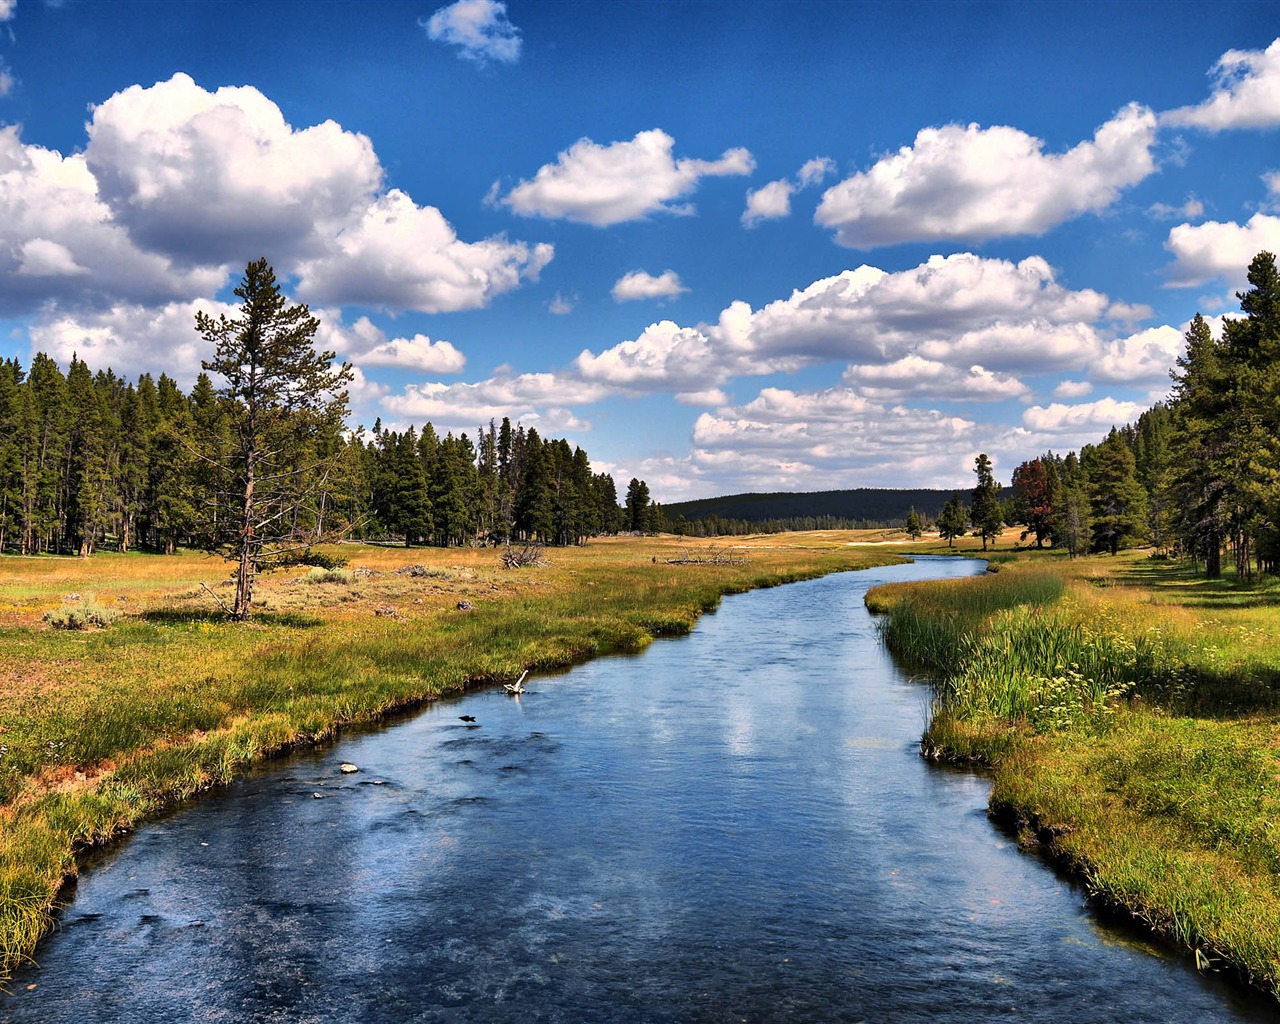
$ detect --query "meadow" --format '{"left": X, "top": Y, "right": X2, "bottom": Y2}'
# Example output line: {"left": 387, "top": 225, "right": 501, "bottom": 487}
{"left": 0, "top": 532, "right": 905, "bottom": 983}
{"left": 867, "top": 540, "right": 1280, "bottom": 998}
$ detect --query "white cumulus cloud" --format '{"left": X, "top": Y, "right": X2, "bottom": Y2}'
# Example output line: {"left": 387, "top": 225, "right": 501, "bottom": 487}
{"left": 0, "top": 124, "right": 225, "bottom": 313}
{"left": 496, "top": 129, "right": 755, "bottom": 226}
{"left": 1022, "top": 397, "right": 1148, "bottom": 436}
{"left": 28, "top": 298, "right": 239, "bottom": 383}
{"left": 1163, "top": 39, "right": 1280, "bottom": 131}
{"left": 843, "top": 357, "right": 1030, "bottom": 401}
{"left": 575, "top": 253, "right": 1117, "bottom": 401}
{"left": 423, "top": 0, "right": 521, "bottom": 65}
{"left": 611, "top": 269, "right": 688, "bottom": 302}
{"left": 1093, "top": 324, "right": 1186, "bottom": 384}
{"left": 85, "top": 73, "right": 384, "bottom": 267}
{"left": 383, "top": 372, "right": 611, "bottom": 434}
{"left": 742, "top": 179, "right": 794, "bottom": 227}
{"left": 815, "top": 104, "right": 1158, "bottom": 247}
{"left": 1164, "top": 212, "right": 1280, "bottom": 287}
{"left": 742, "top": 157, "right": 835, "bottom": 227}
{"left": 323, "top": 315, "right": 467, "bottom": 373}
{"left": 294, "top": 188, "right": 553, "bottom": 312}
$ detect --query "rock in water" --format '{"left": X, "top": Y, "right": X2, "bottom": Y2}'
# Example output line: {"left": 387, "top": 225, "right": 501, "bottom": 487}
{"left": 340, "top": 763, "right": 359, "bottom": 774}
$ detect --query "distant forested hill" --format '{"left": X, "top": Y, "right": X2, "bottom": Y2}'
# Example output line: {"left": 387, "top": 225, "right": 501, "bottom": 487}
{"left": 663, "top": 489, "right": 960, "bottom": 531}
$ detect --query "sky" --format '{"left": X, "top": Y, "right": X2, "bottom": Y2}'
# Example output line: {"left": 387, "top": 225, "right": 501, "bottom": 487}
{"left": 0, "top": 0, "right": 1278, "bottom": 502}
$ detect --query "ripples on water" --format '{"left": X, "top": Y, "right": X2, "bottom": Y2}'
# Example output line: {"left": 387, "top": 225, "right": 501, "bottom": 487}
{"left": 5, "top": 558, "right": 1276, "bottom": 1022}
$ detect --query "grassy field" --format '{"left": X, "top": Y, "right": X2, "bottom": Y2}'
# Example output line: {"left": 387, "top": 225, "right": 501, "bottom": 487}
{"left": 867, "top": 538, "right": 1280, "bottom": 999}
{"left": 0, "top": 531, "right": 907, "bottom": 983}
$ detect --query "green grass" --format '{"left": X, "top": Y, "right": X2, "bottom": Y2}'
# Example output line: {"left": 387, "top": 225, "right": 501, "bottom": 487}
{"left": 869, "top": 551, "right": 1280, "bottom": 998}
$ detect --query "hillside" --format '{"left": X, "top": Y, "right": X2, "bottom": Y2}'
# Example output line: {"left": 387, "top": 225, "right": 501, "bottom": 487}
{"left": 663, "top": 488, "right": 963, "bottom": 528}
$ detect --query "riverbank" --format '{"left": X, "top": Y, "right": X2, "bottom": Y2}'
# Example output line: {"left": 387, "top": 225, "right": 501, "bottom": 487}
{"left": 0, "top": 532, "right": 905, "bottom": 983}
{"left": 867, "top": 545, "right": 1280, "bottom": 999}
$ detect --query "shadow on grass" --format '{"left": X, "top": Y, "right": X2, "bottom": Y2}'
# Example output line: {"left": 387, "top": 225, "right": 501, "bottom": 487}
{"left": 140, "top": 608, "right": 323, "bottom": 628}
{"left": 1107, "top": 558, "right": 1280, "bottom": 609}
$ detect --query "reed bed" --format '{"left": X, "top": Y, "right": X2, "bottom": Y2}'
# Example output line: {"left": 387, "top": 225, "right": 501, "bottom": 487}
{"left": 871, "top": 551, "right": 1280, "bottom": 998}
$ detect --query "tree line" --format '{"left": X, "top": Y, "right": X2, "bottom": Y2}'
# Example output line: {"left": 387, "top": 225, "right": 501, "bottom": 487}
{"left": 0, "top": 263, "right": 647, "bottom": 575}
{"left": 942, "top": 250, "right": 1279, "bottom": 578}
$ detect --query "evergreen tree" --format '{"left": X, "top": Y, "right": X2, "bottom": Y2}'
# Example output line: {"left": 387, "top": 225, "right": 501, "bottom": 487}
{"left": 904, "top": 506, "right": 923, "bottom": 540}
{"left": 969, "top": 453, "right": 1003, "bottom": 551}
{"left": 625, "top": 478, "right": 651, "bottom": 532}
{"left": 195, "top": 258, "right": 353, "bottom": 619}
{"left": 937, "top": 493, "right": 967, "bottom": 547}
{"left": 1088, "top": 429, "right": 1147, "bottom": 555}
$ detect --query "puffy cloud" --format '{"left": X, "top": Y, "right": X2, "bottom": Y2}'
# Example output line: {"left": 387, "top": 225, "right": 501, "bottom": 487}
{"left": 815, "top": 104, "right": 1158, "bottom": 247}
{"left": 843, "top": 357, "right": 1030, "bottom": 401}
{"left": 742, "top": 254, "right": 1108, "bottom": 368}
{"left": 1022, "top": 397, "right": 1147, "bottom": 435}
{"left": 574, "top": 313, "right": 803, "bottom": 396}
{"left": 576, "top": 253, "right": 1115, "bottom": 400}
{"left": 0, "top": 1, "right": 11, "bottom": 21}
{"left": 495, "top": 129, "right": 755, "bottom": 226}
{"left": 423, "top": 0, "right": 521, "bottom": 65}
{"left": 358, "top": 334, "right": 465, "bottom": 374}
{"left": 382, "top": 372, "right": 611, "bottom": 432}
{"left": 0, "top": 125, "right": 225, "bottom": 313}
{"left": 1162, "top": 39, "right": 1280, "bottom": 131}
{"left": 323, "top": 315, "right": 466, "bottom": 373}
{"left": 611, "top": 269, "right": 688, "bottom": 302}
{"left": 27, "top": 298, "right": 239, "bottom": 383}
{"left": 1093, "top": 324, "right": 1185, "bottom": 384}
{"left": 548, "top": 292, "right": 576, "bottom": 315}
{"left": 85, "top": 73, "right": 383, "bottom": 267}
{"left": 1164, "top": 213, "right": 1280, "bottom": 287}
{"left": 0, "top": 74, "right": 551, "bottom": 318}
{"left": 741, "top": 157, "right": 835, "bottom": 227}
{"left": 742, "top": 179, "right": 794, "bottom": 227}
{"left": 687, "top": 385, "right": 982, "bottom": 490}
{"left": 1053, "top": 380, "right": 1093, "bottom": 399}
{"left": 294, "top": 189, "right": 553, "bottom": 312}
{"left": 796, "top": 157, "right": 836, "bottom": 188}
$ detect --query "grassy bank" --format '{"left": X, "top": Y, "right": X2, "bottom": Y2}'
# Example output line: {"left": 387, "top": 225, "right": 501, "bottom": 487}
{"left": 868, "top": 545, "right": 1280, "bottom": 997}
{"left": 0, "top": 531, "right": 904, "bottom": 982}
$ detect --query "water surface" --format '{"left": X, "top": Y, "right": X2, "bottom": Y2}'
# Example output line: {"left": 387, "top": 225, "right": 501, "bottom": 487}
{"left": 6, "top": 557, "right": 1274, "bottom": 1022}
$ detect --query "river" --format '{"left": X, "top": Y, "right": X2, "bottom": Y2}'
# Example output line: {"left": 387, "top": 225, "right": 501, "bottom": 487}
{"left": 5, "top": 556, "right": 1275, "bottom": 1022}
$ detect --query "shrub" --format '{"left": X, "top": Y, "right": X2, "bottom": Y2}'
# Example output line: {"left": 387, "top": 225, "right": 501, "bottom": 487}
{"left": 43, "top": 595, "right": 120, "bottom": 630}
{"left": 305, "top": 567, "right": 353, "bottom": 585}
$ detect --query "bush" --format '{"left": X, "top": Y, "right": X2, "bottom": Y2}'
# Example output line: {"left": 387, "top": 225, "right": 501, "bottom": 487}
{"left": 44, "top": 595, "right": 120, "bottom": 630}
{"left": 278, "top": 549, "right": 349, "bottom": 571}
{"left": 305, "top": 567, "right": 354, "bottom": 585}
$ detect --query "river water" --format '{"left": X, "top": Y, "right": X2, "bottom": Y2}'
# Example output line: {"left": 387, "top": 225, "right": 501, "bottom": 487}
{"left": 5, "top": 556, "right": 1275, "bottom": 1022}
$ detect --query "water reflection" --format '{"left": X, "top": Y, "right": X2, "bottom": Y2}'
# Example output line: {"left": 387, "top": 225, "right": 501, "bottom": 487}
{"left": 5, "top": 557, "right": 1275, "bottom": 1022}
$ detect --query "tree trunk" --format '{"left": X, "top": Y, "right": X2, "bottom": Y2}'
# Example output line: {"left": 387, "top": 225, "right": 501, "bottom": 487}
{"left": 234, "top": 450, "right": 256, "bottom": 620}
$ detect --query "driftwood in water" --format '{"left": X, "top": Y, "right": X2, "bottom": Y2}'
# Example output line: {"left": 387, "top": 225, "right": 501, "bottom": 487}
{"left": 503, "top": 670, "right": 529, "bottom": 694}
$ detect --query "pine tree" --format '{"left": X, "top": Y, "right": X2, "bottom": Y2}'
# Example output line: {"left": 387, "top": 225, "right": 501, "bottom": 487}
{"left": 969, "top": 453, "right": 1003, "bottom": 551}
{"left": 196, "top": 258, "right": 353, "bottom": 619}
{"left": 937, "top": 493, "right": 967, "bottom": 547}
{"left": 904, "top": 506, "right": 923, "bottom": 540}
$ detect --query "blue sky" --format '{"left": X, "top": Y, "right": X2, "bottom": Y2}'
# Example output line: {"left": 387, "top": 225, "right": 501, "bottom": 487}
{"left": 0, "top": 1, "right": 1277, "bottom": 501}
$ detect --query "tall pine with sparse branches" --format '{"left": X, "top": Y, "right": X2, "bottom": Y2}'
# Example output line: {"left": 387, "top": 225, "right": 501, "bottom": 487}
{"left": 196, "top": 258, "right": 353, "bottom": 620}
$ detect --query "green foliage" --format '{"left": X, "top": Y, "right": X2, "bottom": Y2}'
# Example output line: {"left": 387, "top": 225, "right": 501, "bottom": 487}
{"left": 969, "top": 453, "right": 1003, "bottom": 550}
{"left": 305, "top": 567, "right": 354, "bottom": 585}
{"left": 42, "top": 595, "right": 120, "bottom": 630}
